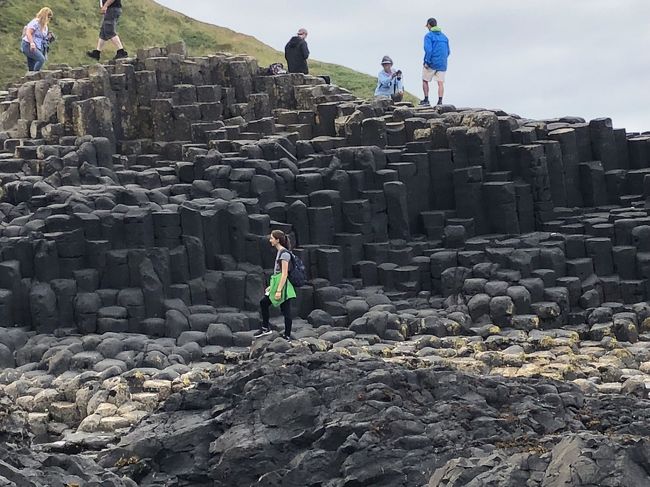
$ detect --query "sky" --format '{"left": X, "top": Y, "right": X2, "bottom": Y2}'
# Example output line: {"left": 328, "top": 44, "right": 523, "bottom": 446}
{"left": 156, "top": 0, "right": 650, "bottom": 132}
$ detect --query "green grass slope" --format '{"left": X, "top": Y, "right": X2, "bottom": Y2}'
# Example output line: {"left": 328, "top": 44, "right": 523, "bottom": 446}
{"left": 0, "top": 0, "right": 397, "bottom": 101}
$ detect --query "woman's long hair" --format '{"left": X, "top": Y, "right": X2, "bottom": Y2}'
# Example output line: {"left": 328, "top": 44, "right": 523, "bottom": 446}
{"left": 36, "top": 7, "right": 53, "bottom": 30}
{"left": 271, "top": 230, "right": 291, "bottom": 250}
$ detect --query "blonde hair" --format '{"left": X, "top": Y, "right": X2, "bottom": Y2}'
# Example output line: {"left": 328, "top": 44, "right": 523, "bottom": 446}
{"left": 35, "top": 7, "right": 53, "bottom": 30}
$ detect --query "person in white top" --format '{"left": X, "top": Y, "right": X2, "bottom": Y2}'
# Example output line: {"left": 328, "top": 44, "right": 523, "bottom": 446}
{"left": 21, "top": 7, "right": 54, "bottom": 72}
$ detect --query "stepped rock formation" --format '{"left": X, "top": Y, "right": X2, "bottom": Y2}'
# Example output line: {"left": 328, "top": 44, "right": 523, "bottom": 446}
{"left": 0, "top": 42, "right": 650, "bottom": 486}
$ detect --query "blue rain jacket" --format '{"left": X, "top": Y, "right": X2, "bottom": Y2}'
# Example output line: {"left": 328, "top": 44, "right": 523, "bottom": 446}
{"left": 424, "top": 27, "right": 450, "bottom": 71}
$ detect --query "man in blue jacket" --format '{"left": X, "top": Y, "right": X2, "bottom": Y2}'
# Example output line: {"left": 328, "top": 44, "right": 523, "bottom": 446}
{"left": 421, "top": 18, "right": 450, "bottom": 106}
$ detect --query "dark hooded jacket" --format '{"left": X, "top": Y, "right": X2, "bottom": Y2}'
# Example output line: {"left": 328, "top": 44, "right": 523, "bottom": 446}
{"left": 284, "top": 36, "right": 310, "bottom": 74}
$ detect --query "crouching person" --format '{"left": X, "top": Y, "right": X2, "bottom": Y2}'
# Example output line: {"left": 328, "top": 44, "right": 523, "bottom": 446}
{"left": 255, "top": 230, "right": 297, "bottom": 340}
{"left": 374, "top": 55, "right": 404, "bottom": 102}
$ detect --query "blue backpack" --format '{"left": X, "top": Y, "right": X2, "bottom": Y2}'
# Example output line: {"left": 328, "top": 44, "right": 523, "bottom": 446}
{"left": 282, "top": 249, "right": 308, "bottom": 287}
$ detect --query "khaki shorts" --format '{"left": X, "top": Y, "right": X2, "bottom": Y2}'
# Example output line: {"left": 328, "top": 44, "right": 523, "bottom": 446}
{"left": 422, "top": 66, "right": 446, "bottom": 82}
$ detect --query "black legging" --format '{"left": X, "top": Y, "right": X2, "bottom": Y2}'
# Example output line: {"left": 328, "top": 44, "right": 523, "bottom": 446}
{"left": 260, "top": 296, "right": 292, "bottom": 336}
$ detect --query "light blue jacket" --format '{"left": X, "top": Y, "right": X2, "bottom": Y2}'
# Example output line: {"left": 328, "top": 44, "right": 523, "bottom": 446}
{"left": 374, "top": 69, "right": 404, "bottom": 97}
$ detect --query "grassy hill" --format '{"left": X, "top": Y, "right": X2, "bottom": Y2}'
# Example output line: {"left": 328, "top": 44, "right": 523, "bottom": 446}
{"left": 0, "top": 0, "right": 396, "bottom": 101}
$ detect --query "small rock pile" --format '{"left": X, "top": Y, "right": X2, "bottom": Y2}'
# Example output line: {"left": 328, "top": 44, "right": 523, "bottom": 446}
{"left": 0, "top": 392, "right": 136, "bottom": 486}
{"left": 0, "top": 325, "right": 229, "bottom": 440}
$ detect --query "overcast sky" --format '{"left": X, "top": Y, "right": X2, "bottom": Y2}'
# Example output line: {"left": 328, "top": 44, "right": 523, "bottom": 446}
{"left": 157, "top": 0, "right": 649, "bottom": 132}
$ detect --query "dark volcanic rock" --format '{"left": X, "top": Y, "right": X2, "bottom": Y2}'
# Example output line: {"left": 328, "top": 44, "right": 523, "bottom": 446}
{"left": 429, "top": 433, "right": 650, "bottom": 487}
{"left": 94, "top": 351, "right": 650, "bottom": 486}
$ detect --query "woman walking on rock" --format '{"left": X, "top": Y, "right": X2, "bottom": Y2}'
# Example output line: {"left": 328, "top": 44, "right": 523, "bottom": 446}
{"left": 21, "top": 7, "right": 54, "bottom": 72}
{"left": 255, "top": 230, "right": 297, "bottom": 340}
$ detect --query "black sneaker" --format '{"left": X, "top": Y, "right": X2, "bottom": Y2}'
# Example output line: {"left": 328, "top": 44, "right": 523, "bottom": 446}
{"left": 254, "top": 328, "right": 272, "bottom": 338}
{"left": 281, "top": 334, "right": 293, "bottom": 341}
{"left": 86, "top": 49, "right": 101, "bottom": 61}
{"left": 114, "top": 49, "right": 129, "bottom": 60}
{"left": 418, "top": 99, "right": 430, "bottom": 107}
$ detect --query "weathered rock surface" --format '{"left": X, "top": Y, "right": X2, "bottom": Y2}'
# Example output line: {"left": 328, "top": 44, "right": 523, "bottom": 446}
{"left": 94, "top": 350, "right": 650, "bottom": 486}
{"left": 1, "top": 42, "right": 650, "bottom": 486}
{"left": 0, "top": 393, "right": 136, "bottom": 486}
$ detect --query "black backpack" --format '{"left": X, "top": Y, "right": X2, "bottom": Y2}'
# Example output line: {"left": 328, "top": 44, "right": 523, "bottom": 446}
{"left": 281, "top": 249, "right": 308, "bottom": 287}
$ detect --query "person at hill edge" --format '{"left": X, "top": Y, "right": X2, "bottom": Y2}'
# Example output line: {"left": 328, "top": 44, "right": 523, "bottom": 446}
{"left": 420, "top": 17, "right": 450, "bottom": 106}
{"left": 374, "top": 55, "right": 404, "bottom": 102}
{"left": 86, "top": 0, "right": 128, "bottom": 61}
{"left": 255, "top": 230, "right": 297, "bottom": 341}
{"left": 285, "top": 28, "right": 310, "bottom": 74}
{"left": 21, "top": 7, "right": 54, "bottom": 72}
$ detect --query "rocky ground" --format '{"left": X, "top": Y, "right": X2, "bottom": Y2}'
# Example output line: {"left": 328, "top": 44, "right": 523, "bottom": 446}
{"left": 1, "top": 43, "right": 650, "bottom": 486}
{"left": 1, "top": 304, "right": 650, "bottom": 486}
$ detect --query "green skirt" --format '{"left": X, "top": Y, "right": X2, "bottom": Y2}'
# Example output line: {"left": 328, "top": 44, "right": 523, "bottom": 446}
{"left": 268, "top": 273, "right": 297, "bottom": 307}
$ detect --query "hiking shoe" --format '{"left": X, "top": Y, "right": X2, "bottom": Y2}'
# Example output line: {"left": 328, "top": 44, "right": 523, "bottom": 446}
{"left": 281, "top": 334, "right": 293, "bottom": 341}
{"left": 86, "top": 49, "right": 101, "bottom": 61}
{"left": 114, "top": 49, "right": 129, "bottom": 60}
{"left": 418, "top": 99, "right": 430, "bottom": 106}
{"left": 254, "top": 328, "right": 272, "bottom": 338}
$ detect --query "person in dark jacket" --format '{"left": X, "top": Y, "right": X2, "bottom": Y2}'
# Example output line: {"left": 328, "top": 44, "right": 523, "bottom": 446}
{"left": 420, "top": 18, "right": 450, "bottom": 106}
{"left": 285, "top": 28, "right": 310, "bottom": 74}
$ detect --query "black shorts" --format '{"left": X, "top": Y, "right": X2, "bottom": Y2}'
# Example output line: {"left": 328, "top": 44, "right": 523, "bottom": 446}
{"left": 99, "top": 7, "right": 121, "bottom": 41}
